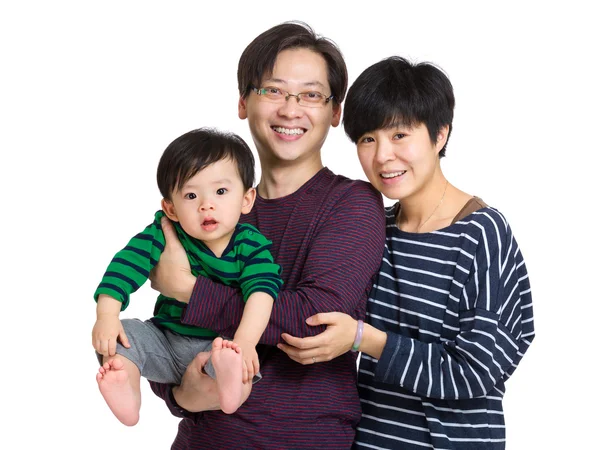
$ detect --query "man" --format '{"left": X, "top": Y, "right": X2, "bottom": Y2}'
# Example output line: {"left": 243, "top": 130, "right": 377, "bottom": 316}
{"left": 149, "top": 21, "right": 386, "bottom": 449}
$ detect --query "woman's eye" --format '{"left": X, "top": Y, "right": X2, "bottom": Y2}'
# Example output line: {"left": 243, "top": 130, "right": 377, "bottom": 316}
{"left": 360, "top": 136, "right": 374, "bottom": 144}
{"left": 184, "top": 193, "right": 196, "bottom": 200}
{"left": 216, "top": 188, "right": 227, "bottom": 195}
{"left": 393, "top": 133, "right": 406, "bottom": 139}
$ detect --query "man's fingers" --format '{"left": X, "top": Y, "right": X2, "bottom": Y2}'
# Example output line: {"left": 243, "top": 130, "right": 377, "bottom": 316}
{"left": 160, "top": 216, "right": 180, "bottom": 247}
{"left": 194, "top": 351, "right": 211, "bottom": 367}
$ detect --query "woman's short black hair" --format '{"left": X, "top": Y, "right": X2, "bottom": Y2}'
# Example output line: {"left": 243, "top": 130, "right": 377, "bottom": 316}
{"left": 343, "top": 56, "right": 455, "bottom": 157}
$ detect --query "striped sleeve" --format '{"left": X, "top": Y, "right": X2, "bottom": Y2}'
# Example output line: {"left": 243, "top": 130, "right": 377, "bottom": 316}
{"left": 237, "top": 226, "right": 283, "bottom": 302}
{"left": 93, "top": 212, "right": 165, "bottom": 310}
{"left": 375, "top": 211, "right": 535, "bottom": 399}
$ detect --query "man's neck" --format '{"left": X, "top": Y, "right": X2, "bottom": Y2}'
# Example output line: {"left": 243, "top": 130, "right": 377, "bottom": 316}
{"left": 257, "top": 159, "right": 324, "bottom": 199}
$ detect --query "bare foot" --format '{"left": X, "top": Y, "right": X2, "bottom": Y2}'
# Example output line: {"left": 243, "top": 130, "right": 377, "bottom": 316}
{"left": 97, "top": 358, "right": 141, "bottom": 426}
{"left": 211, "top": 337, "right": 244, "bottom": 414}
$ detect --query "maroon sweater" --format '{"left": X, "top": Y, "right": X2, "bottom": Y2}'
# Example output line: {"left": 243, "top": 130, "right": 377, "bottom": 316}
{"left": 150, "top": 168, "right": 386, "bottom": 449}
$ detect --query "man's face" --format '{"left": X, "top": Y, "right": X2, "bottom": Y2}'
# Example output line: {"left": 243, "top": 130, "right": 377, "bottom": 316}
{"left": 238, "top": 48, "right": 341, "bottom": 166}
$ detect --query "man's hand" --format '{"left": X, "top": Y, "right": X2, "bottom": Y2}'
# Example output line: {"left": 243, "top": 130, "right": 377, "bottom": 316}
{"left": 173, "top": 352, "right": 221, "bottom": 412}
{"left": 149, "top": 216, "right": 196, "bottom": 302}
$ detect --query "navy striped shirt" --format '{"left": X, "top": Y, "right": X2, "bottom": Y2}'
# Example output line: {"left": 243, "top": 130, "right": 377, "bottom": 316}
{"left": 150, "top": 168, "right": 387, "bottom": 449}
{"left": 355, "top": 203, "right": 535, "bottom": 449}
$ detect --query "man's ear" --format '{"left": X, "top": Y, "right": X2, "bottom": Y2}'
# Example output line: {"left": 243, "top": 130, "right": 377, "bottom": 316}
{"left": 331, "top": 103, "right": 341, "bottom": 128}
{"left": 241, "top": 187, "right": 257, "bottom": 214}
{"left": 435, "top": 125, "right": 450, "bottom": 154}
{"left": 238, "top": 96, "right": 248, "bottom": 120}
{"left": 161, "top": 199, "right": 179, "bottom": 222}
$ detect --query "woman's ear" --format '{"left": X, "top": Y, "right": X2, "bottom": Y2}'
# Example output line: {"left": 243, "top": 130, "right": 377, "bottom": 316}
{"left": 435, "top": 125, "right": 450, "bottom": 154}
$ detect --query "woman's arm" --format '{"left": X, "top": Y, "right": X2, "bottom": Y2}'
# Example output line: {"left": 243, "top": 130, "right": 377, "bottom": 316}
{"left": 278, "top": 312, "right": 388, "bottom": 364}
{"left": 280, "top": 216, "right": 535, "bottom": 400}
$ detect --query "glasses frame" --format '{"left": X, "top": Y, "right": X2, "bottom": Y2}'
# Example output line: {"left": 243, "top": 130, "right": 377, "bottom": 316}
{"left": 250, "top": 85, "right": 334, "bottom": 106}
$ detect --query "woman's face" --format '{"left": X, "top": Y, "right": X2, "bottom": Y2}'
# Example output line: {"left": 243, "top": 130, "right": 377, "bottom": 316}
{"left": 356, "top": 122, "right": 447, "bottom": 201}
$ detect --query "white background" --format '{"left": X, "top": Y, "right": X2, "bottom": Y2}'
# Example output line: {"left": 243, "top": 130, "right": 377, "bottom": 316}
{"left": 1, "top": 1, "right": 598, "bottom": 449}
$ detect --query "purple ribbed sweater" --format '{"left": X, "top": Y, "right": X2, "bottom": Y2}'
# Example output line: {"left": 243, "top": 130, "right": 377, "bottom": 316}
{"left": 150, "top": 168, "right": 386, "bottom": 449}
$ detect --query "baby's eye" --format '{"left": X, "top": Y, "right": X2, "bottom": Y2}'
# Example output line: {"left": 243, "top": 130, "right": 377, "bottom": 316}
{"left": 184, "top": 193, "right": 197, "bottom": 200}
{"left": 216, "top": 188, "right": 227, "bottom": 195}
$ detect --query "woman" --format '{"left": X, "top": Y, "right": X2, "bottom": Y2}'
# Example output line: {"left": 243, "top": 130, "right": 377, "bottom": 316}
{"left": 278, "top": 56, "right": 535, "bottom": 449}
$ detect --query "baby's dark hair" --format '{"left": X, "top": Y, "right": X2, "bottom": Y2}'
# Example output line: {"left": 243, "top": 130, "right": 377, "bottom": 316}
{"left": 157, "top": 127, "right": 255, "bottom": 200}
{"left": 343, "top": 56, "right": 455, "bottom": 158}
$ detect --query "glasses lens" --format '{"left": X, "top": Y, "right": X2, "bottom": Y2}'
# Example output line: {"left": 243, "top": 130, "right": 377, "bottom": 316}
{"left": 298, "top": 92, "right": 325, "bottom": 107}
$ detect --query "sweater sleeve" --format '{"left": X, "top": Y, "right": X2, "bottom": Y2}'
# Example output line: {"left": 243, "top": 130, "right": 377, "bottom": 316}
{"left": 374, "top": 215, "right": 535, "bottom": 399}
{"left": 148, "top": 381, "right": 194, "bottom": 419}
{"left": 93, "top": 212, "right": 166, "bottom": 310}
{"left": 181, "top": 182, "right": 386, "bottom": 345}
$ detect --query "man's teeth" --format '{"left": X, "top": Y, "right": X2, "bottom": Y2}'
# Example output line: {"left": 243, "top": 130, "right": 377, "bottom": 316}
{"left": 273, "top": 127, "right": 304, "bottom": 135}
{"left": 381, "top": 171, "right": 406, "bottom": 179}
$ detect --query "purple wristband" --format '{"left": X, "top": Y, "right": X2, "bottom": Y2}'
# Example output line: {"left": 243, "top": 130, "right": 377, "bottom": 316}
{"left": 352, "top": 320, "right": 364, "bottom": 352}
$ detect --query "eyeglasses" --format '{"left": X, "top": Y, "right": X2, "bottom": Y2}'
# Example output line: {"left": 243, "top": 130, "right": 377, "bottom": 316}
{"left": 250, "top": 86, "right": 334, "bottom": 107}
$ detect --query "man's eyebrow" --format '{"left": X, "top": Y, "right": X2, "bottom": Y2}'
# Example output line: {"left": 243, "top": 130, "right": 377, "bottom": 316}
{"left": 264, "top": 78, "right": 328, "bottom": 90}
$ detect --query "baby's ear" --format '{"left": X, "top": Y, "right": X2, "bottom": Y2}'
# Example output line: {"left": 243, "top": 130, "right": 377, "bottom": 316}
{"left": 241, "top": 187, "right": 257, "bottom": 214}
{"left": 161, "top": 199, "right": 179, "bottom": 222}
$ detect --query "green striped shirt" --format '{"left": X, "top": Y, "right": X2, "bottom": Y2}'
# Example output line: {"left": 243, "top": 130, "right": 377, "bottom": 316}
{"left": 94, "top": 210, "right": 282, "bottom": 337}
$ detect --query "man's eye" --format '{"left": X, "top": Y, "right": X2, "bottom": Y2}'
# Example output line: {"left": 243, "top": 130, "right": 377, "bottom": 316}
{"left": 184, "top": 193, "right": 196, "bottom": 200}
{"left": 216, "top": 188, "right": 227, "bottom": 195}
{"left": 305, "top": 91, "right": 321, "bottom": 99}
{"left": 393, "top": 133, "right": 406, "bottom": 139}
{"left": 263, "top": 87, "right": 283, "bottom": 96}
{"left": 360, "top": 136, "right": 374, "bottom": 144}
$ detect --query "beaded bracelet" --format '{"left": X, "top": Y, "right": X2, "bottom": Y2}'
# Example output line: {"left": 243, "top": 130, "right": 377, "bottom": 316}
{"left": 351, "top": 320, "right": 364, "bottom": 352}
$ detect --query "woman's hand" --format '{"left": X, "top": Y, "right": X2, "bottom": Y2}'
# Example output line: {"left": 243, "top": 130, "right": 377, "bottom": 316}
{"left": 277, "top": 312, "right": 357, "bottom": 364}
{"left": 149, "top": 216, "right": 196, "bottom": 302}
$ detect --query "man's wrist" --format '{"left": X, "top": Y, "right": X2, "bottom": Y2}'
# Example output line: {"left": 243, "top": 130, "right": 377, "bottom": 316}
{"left": 175, "top": 273, "right": 196, "bottom": 303}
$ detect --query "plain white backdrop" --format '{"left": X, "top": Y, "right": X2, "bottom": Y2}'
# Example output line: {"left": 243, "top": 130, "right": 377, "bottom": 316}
{"left": 1, "top": 1, "right": 598, "bottom": 448}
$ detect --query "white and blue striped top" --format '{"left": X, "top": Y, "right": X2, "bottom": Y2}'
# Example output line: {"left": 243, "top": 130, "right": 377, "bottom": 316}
{"left": 355, "top": 202, "right": 535, "bottom": 450}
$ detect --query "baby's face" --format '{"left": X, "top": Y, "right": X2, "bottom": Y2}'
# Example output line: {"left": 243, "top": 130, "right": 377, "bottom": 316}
{"left": 166, "top": 158, "right": 254, "bottom": 256}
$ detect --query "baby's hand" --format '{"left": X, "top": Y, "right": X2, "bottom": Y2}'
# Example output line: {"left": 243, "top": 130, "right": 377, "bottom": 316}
{"left": 92, "top": 315, "right": 130, "bottom": 356}
{"left": 234, "top": 339, "right": 259, "bottom": 383}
